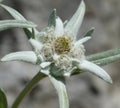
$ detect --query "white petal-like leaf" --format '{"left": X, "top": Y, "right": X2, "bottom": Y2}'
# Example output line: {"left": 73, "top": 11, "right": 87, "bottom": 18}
{"left": 29, "top": 38, "right": 43, "bottom": 51}
{"left": 55, "top": 17, "right": 64, "bottom": 36}
{"left": 40, "top": 62, "right": 51, "bottom": 68}
{"left": 1, "top": 51, "right": 37, "bottom": 64}
{"left": 41, "top": 69, "right": 50, "bottom": 75}
{"left": 0, "top": 20, "right": 36, "bottom": 32}
{"left": 49, "top": 75, "right": 69, "bottom": 108}
{"left": 65, "top": 0, "right": 85, "bottom": 38}
{"left": 75, "top": 37, "right": 91, "bottom": 48}
{"left": 78, "top": 60, "right": 112, "bottom": 84}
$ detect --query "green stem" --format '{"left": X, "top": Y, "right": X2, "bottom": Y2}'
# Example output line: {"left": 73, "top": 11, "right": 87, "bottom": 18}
{"left": 11, "top": 72, "right": 46, "bottom": 108}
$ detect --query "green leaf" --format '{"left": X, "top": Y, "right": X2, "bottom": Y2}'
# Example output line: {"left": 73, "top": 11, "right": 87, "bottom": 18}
{"left": 0, "top": 89, "right": 8, "bottom": 108}
{"left": 48, "top": 9, "right": 56, "bottom": 27}
{"left": 92, "top": 54, "right": 120, "bottom": 66}
{"left": 0, "top": 20, "right": 36, "bottom": 32}
{"left": 0, "top": 4, "right": 25, "bottom": 20}
{"left": 23, "top": 28, "right": 35, "bottom": 39}
{"left": 87, "top": 48, "right": 120, "bottom": 61}
{"left": 87, "top": 48, "right": 120, "bottom": 66}
{"left": 32, "top": 28, "right": 35, "bottom": 38}
{"left": 0, "top": 4, "right": 39, "bottom": 37}
{"left": 83, "top": 27, "right": 94, "bottom": 37}
{"left": 63, "top": 20, "right": 68, "bottom": 27}
{"left": 23, "top": 28, "right": 32, "bottom": 39}
{"left": 49, "top": 75, "right": 69, "bottom": 108}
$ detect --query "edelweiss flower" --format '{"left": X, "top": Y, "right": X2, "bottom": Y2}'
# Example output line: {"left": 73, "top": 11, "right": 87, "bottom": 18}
{"left": 1, "top": 0, "right": 112, "bottom": 84}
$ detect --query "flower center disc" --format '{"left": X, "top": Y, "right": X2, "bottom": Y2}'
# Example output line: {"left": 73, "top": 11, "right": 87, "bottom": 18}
{"left": 54, "top": 36, "right": 71, "bottom": 54}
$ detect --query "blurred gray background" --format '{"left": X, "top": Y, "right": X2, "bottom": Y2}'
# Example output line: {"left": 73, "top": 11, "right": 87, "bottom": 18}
{"left": 0, "top": 0, "right": 120, "bottom": 108}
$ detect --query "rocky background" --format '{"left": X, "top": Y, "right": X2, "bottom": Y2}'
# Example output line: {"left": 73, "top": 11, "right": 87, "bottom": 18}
{"left": 0, "top": 0, "right": 120, "bottom": 108}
